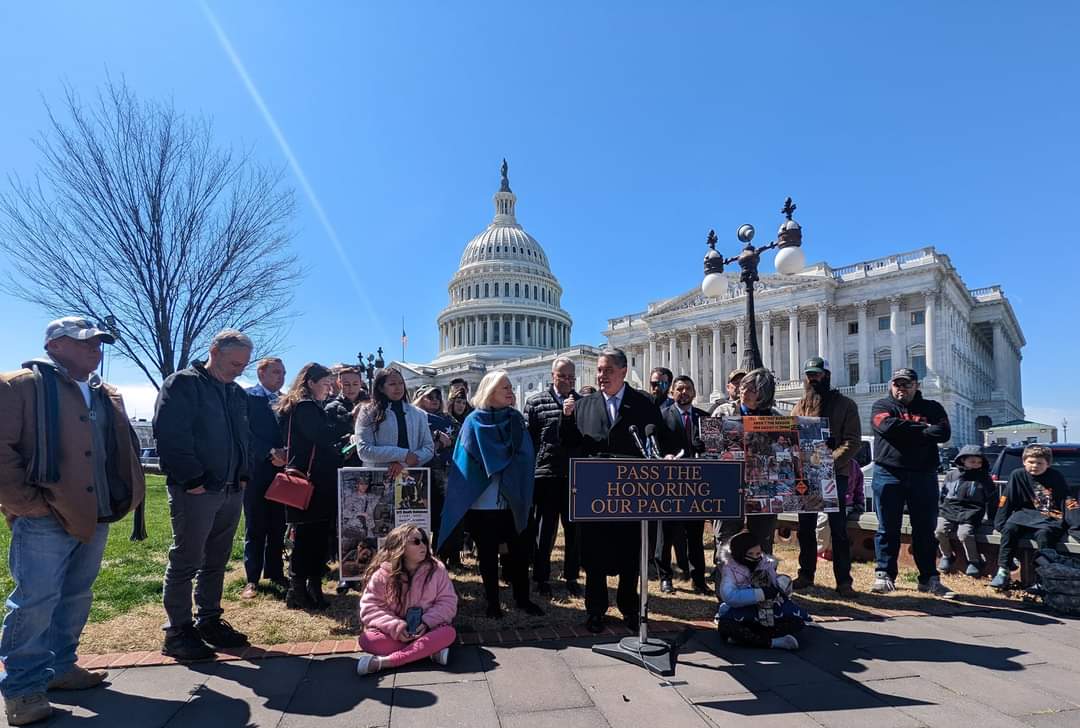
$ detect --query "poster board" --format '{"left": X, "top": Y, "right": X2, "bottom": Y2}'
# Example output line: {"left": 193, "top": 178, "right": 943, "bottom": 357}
{"left": 699, "top": 416, "right": 838, "bottom": 514}
{"left": 337, "top": 467, "right": 431, "bottom": 582}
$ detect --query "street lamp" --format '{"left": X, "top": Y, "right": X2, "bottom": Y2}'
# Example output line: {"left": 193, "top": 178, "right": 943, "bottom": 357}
{"left": 701, "top": 197, "right": 805, "bottom": 371}
{"left": 356, "top": 347, "right": 385, "bottom": 392}
{"left": 97, "top": 314, "right": 120, "bottom": 377}
{"left": 1063, "top": 418, "right": 1069, "bottom": 442}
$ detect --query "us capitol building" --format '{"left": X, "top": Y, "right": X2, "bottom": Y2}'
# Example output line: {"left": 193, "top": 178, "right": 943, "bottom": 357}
{"left": 396, "top": 163, "right": 1025, "bottom": 446}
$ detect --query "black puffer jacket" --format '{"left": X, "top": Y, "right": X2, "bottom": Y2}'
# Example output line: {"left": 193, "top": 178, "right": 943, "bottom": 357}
{"left": 154, "top": 361, "right": 250, "bottom": 491}
{"left": 871, "top": 391, "right": 950, "bottom": 472}
{"left": 524, "top": 386, "right": 579, "bottom": 478}
{"left": 940, "top": 445, "right": 997, "bottom": 525}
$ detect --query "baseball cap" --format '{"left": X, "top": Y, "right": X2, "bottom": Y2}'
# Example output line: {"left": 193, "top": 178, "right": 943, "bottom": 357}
{"left": 802, "top": 356, "right": 830, "bottom": 374}
{"left": 727, "top": 368, "right": 748, "bottom": 383}
{"left": 890, "top": 367, "right": 919, "bottom": 382}
{"left": 44, "top": 317, "right": 115, "bottom": 346}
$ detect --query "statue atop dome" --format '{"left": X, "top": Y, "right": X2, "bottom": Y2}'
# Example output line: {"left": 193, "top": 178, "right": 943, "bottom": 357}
{"left": 500, "top": 158, "right": 511, "bottom": 193}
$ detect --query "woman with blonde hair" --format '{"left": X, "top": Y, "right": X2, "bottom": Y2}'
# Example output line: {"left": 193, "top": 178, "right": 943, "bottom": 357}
{"left": 273, "top": 363, "right": 343, "bottom": 609}
{"left": 356, "top": 525, "right": 458, "bottom": 675}
{"left": 439, "top": 371, "right": 543, "bottom": 618}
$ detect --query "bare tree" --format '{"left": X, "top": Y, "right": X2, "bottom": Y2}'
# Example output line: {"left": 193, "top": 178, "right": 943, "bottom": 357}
{"left": 0, "top": 79, "right": 299, "bottom": 388}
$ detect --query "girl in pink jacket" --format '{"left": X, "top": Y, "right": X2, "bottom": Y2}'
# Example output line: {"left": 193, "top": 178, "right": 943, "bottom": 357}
{"left": 356, "top": 524, "right": 458, "bottom": 675}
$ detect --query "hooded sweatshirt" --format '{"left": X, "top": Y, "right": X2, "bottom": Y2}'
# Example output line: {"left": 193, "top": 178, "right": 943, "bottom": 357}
{"left": 939, "top": 445, "right": 997, "bottom": 526}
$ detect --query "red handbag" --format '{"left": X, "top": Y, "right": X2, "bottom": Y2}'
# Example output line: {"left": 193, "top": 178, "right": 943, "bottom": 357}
{"left": 265, "top": 415, "right": 315, "bottom": 510}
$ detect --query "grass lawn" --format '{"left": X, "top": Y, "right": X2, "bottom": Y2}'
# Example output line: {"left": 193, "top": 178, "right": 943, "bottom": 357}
{"left": 3, "top": 474, "right": 1033, "bottom": 653}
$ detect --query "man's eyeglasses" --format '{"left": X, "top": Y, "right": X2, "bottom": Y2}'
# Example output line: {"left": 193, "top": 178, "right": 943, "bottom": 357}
{"left": 891, "top": 380, "right": 916, "bottom": 389}
{"left": 649, "top": 381, "right": 669, "bottom": 390}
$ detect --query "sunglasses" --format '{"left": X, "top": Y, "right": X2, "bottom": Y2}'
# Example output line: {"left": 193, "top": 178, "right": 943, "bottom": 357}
{"left": 649, "top": 381, "right": 669, "bottom": 389}
{"left": 407, "top": 536, "right": 428, "bottom": 546}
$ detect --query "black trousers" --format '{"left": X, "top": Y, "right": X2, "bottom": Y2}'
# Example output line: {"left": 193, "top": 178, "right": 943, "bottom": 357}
{"left": 998, "top": 512, "right": 1066, "bottom": 569}
{"left": 243, "top": 477, "right": 286, "bottom": 583}
{"left": 291, "top": 520, "right": 332, "bottom": 579}
{"left": 530, "top": 476, "right": 580, "bottom": 585}
{"left": 582, "top": 523, "right": 639, "bottom": 619}
{"left": 465, "top": 509, "right": 531, "bottom": 605}
{"left": 655, "top": 521, "right": 707, "bottom": 588}
{"left": 797, "top": 473, "right": 852, "bottom": 586}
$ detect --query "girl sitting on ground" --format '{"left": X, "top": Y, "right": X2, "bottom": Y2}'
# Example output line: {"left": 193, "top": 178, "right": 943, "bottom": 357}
{"left": 356, "top": 525, "right": 458, "bottom": 675}
{"left": 716, "top": 531, "right": 811, "bottom": 650}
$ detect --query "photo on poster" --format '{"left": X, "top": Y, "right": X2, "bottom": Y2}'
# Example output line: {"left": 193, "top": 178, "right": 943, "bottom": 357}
{"left": 338, "top": 467, "right": 432, "bottom": 582}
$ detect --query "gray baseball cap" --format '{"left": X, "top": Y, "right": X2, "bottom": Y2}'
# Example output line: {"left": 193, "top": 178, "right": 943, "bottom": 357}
{"left": 44, "top": 317, "right": 115, "bottom": 346}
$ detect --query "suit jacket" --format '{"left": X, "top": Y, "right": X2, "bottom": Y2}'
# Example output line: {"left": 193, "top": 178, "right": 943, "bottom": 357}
{"left": 661, "top": 404, "right": 709, "bottom": 457}
{"left": 246, "top": 389, "right": 283, "bottom": 491}
{"left": 559, "top": 384, "right": 670, "bottom": 573}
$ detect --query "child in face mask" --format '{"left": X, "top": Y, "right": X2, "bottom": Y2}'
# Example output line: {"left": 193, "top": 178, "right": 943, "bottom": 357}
{"left": 716, "top": 531, "right": 811, "bottom": 650}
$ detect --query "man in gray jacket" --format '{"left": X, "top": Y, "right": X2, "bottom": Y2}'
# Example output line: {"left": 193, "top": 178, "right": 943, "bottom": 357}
{"left": 154, "top": 330, "right": 253, "bottom": 661}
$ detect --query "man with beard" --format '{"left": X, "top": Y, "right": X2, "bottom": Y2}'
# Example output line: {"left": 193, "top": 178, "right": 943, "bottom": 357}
{"left": 648, "top": 367, "right": 675, "bottom": 411}
{"left": 790, "top": 358, "right": 860, "bottom": 597}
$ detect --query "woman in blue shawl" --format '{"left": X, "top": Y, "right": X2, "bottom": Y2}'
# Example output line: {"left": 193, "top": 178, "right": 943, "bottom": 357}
{"left": 438, "top": 370, "right": 544, "bottom": 619}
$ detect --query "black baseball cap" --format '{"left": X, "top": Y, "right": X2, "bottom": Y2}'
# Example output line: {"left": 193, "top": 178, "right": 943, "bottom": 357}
{"left": 890, "top": 367, "right": 919, "bottom": 382}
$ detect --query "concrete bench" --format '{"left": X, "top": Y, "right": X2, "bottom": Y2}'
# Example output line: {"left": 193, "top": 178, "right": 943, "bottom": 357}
{"left": 775, "top": 511, "right": 1080, "bottom": 586}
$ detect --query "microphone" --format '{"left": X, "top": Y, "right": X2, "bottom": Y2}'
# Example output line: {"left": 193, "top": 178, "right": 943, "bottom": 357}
{"left": 644, "top": 424, "right": 662, "bottom": 459}
{"left": 628, "top": 425, "right": 648, "bottom": 458}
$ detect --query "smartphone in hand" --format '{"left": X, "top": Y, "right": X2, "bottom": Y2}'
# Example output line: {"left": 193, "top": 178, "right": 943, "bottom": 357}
{"left": 404, "top": 606, "right": 423, "bottom": 636}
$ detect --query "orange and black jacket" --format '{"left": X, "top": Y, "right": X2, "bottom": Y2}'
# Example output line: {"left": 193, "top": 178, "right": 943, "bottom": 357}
{"left": 871, "top": 392, "right": 950, "bottom": 472}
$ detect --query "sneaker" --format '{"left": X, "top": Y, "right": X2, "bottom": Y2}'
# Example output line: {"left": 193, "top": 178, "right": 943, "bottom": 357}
{"left": 990, "top": 567, "right": 1010, "bottom": 590}
{"left": 965, "top": 560, "right": 985, "bottom": 577}
{"left": 241, "top": 583, "right": 258, "bottom": 600}
{"left": 47, "top": 665, "right": 107, "bottom": 691}
{"left": 918, "top": 576, "right": 956, "bottom": 599}
{"left": 870, "top": 572, "right": 895, "bottom": 594}
{"left": 791, "top": 575, "right": 814, "bottom": 591}
{"left": 4, "top": 693, "right": 52, "bottom": 726}
{"left": 835, "top": 582, "right": 858, "bottom": 599}
{"left": 163, "top": 623, "right": 215, "bottom": 661}
{"left": 770, "top": 635, "right": 800, "bottom": 650}
{"left": 355, "top": 654, "right": 380, "bottom": 676}
{"left": 197, "top": 618, "right": 250, "bottom": 648}
{"left": 660, "top": 579, "right": 675, "bottom": 594}
{"left": 712, "top": 608, "right": 721, "bottom": 626}
{"left": 937, "top": 555, "right": 954, "bottom": 572}
{"left": 431, "top": 647, "right": 450, "bottom": 666}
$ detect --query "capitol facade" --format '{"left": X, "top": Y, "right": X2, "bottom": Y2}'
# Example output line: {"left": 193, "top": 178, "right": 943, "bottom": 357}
{"left": 397, "top": 163, "right": 1025, "bottom": 447}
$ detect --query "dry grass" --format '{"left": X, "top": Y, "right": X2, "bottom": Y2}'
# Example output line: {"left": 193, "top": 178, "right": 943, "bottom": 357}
{"left": 80, "top": 526, "right": 1034, "bottom": 653}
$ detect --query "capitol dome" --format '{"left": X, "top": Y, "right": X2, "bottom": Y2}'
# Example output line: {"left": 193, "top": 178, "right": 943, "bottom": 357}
{"left": 433, "top": 161, "right": 572, "bottom": 363}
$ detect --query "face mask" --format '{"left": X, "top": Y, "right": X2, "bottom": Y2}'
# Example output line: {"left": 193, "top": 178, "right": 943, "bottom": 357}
{"left": 743, "top": 555, "right": 762, "bottom": 567}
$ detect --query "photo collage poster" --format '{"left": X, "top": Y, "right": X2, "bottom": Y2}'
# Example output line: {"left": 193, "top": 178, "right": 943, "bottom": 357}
{"left": 337, "top": 467, "right": 431, "bottom": 582}
{"left": 699, "top": 416, "right": 838, "bottom": 514}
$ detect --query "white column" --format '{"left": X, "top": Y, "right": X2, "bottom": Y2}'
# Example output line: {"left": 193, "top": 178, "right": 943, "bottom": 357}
{"left": 669, "top": 334, "right": 678, "bottom": 374}
{"left": 856, "top": 301, "right": 869, "bottom": 386}
{"left": 993, "top": 323, "right": 1009, "bottom": 394}
{"left": 798, "top": 314, "right": 808, "bottom": 371}
{"left": 690, "top": 330, "right": 700, "bottom": 390}
{"left": 711, "top": 324, "right": 723, "bottom": 400}
{"left": 925, "top": 293, "right": 937, "bottom": 374}
{"left": 648, "top": 336, "right": 657, "bottom": 377}
{"left": 828, "top": 306, "right": 843, "bottom": 386}
{"left": 816, "top": 304, "right": 828, "bottom": 361}
{"left": 889, "top": 296, "right": 902, "bottom": 372}
{"left": 788, "top": 308, "right": 799, "bottom": 382}
{"left": 735, "top": 317, "right": 745, "bottom": 370}
{"left": 760, "top": 317, "right": 772, "bottom": 373}
{"left": 638, "top": 344, "right": 648, "bottom": 386}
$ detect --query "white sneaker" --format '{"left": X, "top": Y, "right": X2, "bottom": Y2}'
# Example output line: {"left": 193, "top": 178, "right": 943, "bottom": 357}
{"left": 356, "top": 654, "right": 379, "bottom": 676}
{"left": 431, "top": 647, "right": 450, "bottom": 666}
{"left": 918, "top": 576, "right": 956, "bottom": 599}
{"left": 870, "top": 572, "right": 895, "bottom": 593}
{"left": 770, "top": 635, "right": 799, "bottom": 650}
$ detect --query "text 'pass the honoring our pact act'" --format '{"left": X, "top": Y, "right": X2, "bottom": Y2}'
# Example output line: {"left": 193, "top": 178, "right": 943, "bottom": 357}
{"left": 568, "top": 459, "right": 743, "bottom": 521}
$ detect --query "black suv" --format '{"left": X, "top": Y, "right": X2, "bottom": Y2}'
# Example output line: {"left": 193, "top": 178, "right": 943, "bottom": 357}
{"left": 989, "top": 443, "right": 1080, "bottom": 486}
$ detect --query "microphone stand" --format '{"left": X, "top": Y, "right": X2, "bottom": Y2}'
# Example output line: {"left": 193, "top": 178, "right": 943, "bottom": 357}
{"left": 591, "top": 427, "right": 682, "bottom": 677}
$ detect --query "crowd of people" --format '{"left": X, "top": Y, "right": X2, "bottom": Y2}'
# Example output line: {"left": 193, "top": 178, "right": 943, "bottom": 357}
{"left": 2, "top": 318, "right": 1078, "bottom": 723}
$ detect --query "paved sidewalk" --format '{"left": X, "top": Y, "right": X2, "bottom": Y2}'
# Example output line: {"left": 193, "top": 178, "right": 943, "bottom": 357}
{"left": 9, "top": 606, "right": 1080, "bottom": 727}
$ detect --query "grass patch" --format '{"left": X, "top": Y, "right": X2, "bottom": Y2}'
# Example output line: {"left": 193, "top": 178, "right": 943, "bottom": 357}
{"left": 0, "top": 474, "right": 248, "bottom": 624}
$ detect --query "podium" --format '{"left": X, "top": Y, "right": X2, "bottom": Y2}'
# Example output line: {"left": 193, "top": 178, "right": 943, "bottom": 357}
{"left": 569, "top": 458, "right": 742, "bottom": 676}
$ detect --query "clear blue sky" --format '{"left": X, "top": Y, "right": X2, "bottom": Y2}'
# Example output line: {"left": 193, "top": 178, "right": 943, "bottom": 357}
{"left": 1, "top": 2, "right": 1077, "bottom": 435}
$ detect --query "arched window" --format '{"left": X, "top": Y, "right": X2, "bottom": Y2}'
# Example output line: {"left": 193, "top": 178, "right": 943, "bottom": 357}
{"left": 525, "top": 285, "right": 530, "bottom": 299}
{"left": 541, "top": 288, "right": 546, "bottom": 303}
{"left": 515, "top": 283, "right": 520, "bottom": 297}
{"left": 533, "top": 285, "right": 538, "bottom": 299}
{"left": 474, "top": 284, "right": 480, "bottom": 299}
{"left": 504, "top": 282, "right": 510, "bottom": 296}
{"left": 484, "top": 283, "right": 489, "bottom": 297}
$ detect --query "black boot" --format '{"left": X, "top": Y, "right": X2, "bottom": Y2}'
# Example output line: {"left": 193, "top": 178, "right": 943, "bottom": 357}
{"left": 307, "top": 577, "right": 330, "bottom": 609}
{"left": 286, "top": 576, "right": 313, "bottom": 609}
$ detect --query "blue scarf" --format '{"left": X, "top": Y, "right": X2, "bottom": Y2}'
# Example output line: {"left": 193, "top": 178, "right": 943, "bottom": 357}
{"left": 438, "top": 407, "right": 535, "bottom": 550}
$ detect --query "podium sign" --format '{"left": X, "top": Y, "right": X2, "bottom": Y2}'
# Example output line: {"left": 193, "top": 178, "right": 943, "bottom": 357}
{"left": 569, "top": 458, "right": 742, "bottom": 522}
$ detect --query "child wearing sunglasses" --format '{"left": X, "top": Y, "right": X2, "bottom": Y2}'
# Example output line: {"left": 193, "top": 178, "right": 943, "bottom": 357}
{"left": 356, "top": 525, "right": 458, "bottom": 675}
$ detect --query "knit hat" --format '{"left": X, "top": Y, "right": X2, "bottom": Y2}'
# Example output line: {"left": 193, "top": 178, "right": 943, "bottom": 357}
{"left": 729, "top": 531, "right": 761, "bottom": 569}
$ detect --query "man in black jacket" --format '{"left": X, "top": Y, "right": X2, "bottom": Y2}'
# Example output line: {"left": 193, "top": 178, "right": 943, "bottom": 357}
{"left": 560, "top": 348, "right": 669, "bottom": 633}
{"left": 869, "top": 367, "right": 953, "bottom": 598}
{"left": 154, "top": 330, "right": 253, "bottom": 661}
{"left": 657, "top": 375, "right": 710, "bottom": 594}
{"left": 524, "top": 357, "right": 581, "bottom": 597}
{"left": 241, "top": 357, "right": 288, "bottom": 600}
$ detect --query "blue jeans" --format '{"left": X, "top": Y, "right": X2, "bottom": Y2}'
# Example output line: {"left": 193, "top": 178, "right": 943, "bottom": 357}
{"left": 872, "top": 465, "right": 939, "bottom": 582}
{"left": 0, "top": 516, "right": 109, "bottom": 698}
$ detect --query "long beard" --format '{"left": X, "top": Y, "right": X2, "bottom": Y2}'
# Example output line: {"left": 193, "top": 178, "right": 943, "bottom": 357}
{"left": 800, "top": 379, "right": 829, "bottom": 416}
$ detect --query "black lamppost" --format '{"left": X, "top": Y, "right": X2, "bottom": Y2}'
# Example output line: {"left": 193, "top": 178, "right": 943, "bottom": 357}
{"left": 700, "top": 197, "right": 806, "bottom": 371}
{"left": 97, "top": 314, "right": 119, "bottom": 377}
{"left": 356, "top": 347, "right": 385, "bottom": 391}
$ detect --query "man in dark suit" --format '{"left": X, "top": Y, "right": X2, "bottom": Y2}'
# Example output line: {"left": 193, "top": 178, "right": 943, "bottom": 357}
{"left": 658, "top": 375, "right": 710, "bottom": 594}
{"left": 560, "top": 348, "right": 669, "bottom": 633}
